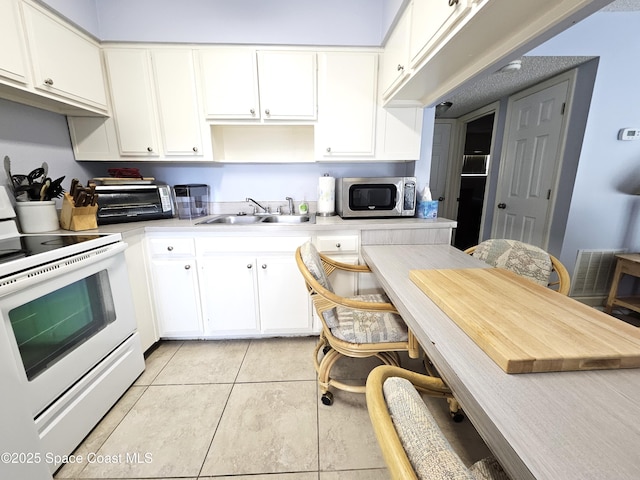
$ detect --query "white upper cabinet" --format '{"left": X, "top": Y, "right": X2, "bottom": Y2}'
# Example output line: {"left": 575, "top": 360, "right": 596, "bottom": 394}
{"left": 409, "top": 0, "right": 472, "bottom": 69}
{"left": 104, "top": 48, "right": 159, "bottom": 156}
{"left": 104, "top": 47, "right": 205, "bottom": 159}
{"left": 256, "top": 51, "right": 317, "bottom": 120}
{"left": 316, "top": 51, "right": 377, "bottom": 158}
{"left": 380, "top": 3, "right": 411, "bottom": 101}
{"left": 199, "top": 48, "right": 260, "bottom": 120}
{"left": 22, "top": 1, "right": 108, "bottom": 112}
{"left": 151, "top": 50, "right": 203, "bottom": 155}
{"left": 199, "top": 49, "right": 316, "bottom": 121}
{"left": 0, "top": 0, "right": 28, "bottom": 87}
{"left": 375, "top": 106, "right": 423, "bottom": 160}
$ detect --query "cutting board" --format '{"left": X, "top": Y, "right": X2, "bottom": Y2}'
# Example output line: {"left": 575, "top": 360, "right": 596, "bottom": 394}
{"left": 409, "top": 268, "right": 640, "bottom": 373}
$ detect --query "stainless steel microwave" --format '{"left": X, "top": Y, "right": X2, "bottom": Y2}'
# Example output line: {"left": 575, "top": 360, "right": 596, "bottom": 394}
{"left": 336, "top": 177, "right": 417, "bottom": 218}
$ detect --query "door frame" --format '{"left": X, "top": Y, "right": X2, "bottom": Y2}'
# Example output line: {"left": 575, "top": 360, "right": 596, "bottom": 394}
{"left": 443, "top": 102, "right": 500, "bottom": 245}
{"left": 491, "top": 69, "right": 577, "bottom": 250}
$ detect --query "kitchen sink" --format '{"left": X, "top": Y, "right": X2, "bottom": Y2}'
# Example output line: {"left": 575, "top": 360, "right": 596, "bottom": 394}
{"left": 198, "top": 215, "right": 264, "bottom": 224}
{"left": 197, "top": 214, "right": 315, "bottom": 225}
{"left": 260, "top": 215, "right": 313, "bottom": 224}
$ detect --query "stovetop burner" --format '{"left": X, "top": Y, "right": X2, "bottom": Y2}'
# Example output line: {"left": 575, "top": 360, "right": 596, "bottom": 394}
{"left": 0, "top": 234, "right": 105, "bottom": 264}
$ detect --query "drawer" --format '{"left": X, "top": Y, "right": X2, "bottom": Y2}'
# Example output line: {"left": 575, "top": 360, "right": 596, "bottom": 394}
{"left": 316, "top": 235, "right": 358, "bottom": 253}
{"left": 148, "top": 237, "right": 195, "bottom": 256}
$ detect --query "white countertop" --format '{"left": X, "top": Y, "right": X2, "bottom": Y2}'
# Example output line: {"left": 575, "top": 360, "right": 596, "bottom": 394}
{"left": 60, "top": 215, "right": 457, "bottom": 238}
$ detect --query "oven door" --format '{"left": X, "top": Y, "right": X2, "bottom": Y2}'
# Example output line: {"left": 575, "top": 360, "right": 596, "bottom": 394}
{"left": 0, "top": 242, "right": 137, "bottom": 417}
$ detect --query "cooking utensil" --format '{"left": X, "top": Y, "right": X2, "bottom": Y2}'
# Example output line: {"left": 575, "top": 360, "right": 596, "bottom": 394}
{"left": 39, "top": 179, "right": 50, "bottom": 201}
{"left": 4, "top": 156, "right": 13, "bottom": 194}
{"left": 45, "top": 176, "right": 65, "bottom": 200}
{"left": 27, "top": 167, "right": 45, "bottom": 184}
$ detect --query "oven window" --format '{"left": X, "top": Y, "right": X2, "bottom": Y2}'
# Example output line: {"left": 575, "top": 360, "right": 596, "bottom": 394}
{"left": 9, "top": 270, "right": 116, "bottom": 380}
{"left": 349, "top": 184, "right": 397, "bottom": 211}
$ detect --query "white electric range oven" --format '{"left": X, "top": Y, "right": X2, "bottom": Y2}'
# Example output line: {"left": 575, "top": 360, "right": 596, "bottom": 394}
{"left": 0, "top": 187, "right": 144, "bottom": 477}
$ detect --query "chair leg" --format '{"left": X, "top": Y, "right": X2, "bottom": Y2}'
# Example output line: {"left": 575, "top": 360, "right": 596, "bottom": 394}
{"left": 447, "top": 397, "right": 465, "bottom": 423}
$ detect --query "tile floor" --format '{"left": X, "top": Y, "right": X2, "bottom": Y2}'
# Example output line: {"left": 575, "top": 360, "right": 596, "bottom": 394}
{"left": 54, "top": 336, "right": 492, "bottom": 479}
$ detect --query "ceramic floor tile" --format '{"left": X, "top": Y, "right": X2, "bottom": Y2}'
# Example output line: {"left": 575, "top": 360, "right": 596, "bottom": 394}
{"left": 152, "top": 339, "right": 250, "bottom": 384}
{"left": 317, "top": 390, "right": 386, "bottom": 472}
{"left": 201, "top": 380, "right": 318, "bottom": 476}
{"left": 54, "top": 386, "right": 147, "bottom": 479}
{"left": 133, "top": 340, "right": 183, "bottom": 386}
{"left": 236, "top": 336, "right": 317, "bottom": 382}
{"left": 77, "top": 383, "right": 231, "bottom": 478}
{"left": 320, "top": 469, "right": 389, "bottom": 479}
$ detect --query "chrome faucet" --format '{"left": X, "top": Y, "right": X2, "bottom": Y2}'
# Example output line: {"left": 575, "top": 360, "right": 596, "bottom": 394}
{"left": 246, "top": 197, "right": 268, "bottom": 214}
{"left": 286, "top": 197, "right": 295, "bottom": 215}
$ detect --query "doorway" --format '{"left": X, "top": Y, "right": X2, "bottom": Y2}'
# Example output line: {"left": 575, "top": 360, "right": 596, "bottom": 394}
{"left": 453, "top": 113, "right": 495, "bottom": 250}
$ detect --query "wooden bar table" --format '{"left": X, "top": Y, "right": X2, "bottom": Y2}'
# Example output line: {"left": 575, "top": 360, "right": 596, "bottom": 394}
{"left": 361, "top": 244, "right": 640, "bottom": 480}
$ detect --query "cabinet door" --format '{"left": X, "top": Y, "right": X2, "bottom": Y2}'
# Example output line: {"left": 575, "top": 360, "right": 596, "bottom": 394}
{"left": 104, "top": 49, "right": 159, "bottom": 156}
{"left": 199, "top": 48, "right": 260, "bottom": 120}
{"left": 380, "top": 3, "right": 411, "bottom": 100}
{"left": 257, "top": 51, "right": 317, "bottom": 120}
{"left": 151, "top": 49, "right": 203, "bottom": 156}
{"left": 199, "top": 256, "right": 260, "bottom": 336}
{"left": 22, "top": 3, "right": 107, "bottom": 111}
{"left": 0, "top": 0, "right": 28, "bottom": 86}
{"left": 375, "top": 106, "right": 423, "bottom": 160}
{"left": 316, "top": 52, "right": 377, "bottom": 158}
{"left": 258, "top": 255, "right": 312, "bottom": 334}
{"left": 409, "top": 0, "right": 471, "bottom": 68}
{"left": 150, "top": 259, "right": 202, "bottom": 337}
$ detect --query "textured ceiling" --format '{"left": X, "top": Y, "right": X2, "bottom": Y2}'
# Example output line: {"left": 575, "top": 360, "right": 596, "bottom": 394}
{"left": 435, "top": 0, "right": 640, "bottom": 119}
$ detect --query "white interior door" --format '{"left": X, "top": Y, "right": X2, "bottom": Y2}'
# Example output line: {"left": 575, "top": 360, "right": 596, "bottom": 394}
{"left": 493, "top": 76, "right": 571, "bottom": 248}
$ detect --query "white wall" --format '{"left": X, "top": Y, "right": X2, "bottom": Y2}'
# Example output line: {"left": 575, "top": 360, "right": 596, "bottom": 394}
{"left": 527, "top": 11, "right": 640, "bottom": 271}
{"left": 0, "top": 99, "right": 95, "bottom": 208}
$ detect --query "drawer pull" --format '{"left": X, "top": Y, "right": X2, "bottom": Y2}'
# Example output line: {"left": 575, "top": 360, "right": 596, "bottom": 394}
{"left": 247, "top": 264, "right": 253, "bottom": 269}
{"left": 336, "top": 243, "right": 341, "bottom": 248}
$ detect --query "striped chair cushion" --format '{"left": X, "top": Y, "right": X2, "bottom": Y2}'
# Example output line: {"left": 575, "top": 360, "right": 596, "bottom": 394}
{"left": 472, "top": 239, "right": 552, "bottom": 287}
{"left": 331, "top": 293, "right": 408, "bottom": 344}
{"left": 384, "top": 377, "right": 510, "bottom": 480}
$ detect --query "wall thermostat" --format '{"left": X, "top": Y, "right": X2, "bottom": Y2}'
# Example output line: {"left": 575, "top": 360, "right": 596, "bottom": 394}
{"left": 618, "top": 128, "right": 640, "bottom": 140}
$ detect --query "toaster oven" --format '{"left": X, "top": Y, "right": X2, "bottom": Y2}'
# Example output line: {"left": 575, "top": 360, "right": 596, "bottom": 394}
{"left": 95, "top": 183, "right": 175, "bottom": 224}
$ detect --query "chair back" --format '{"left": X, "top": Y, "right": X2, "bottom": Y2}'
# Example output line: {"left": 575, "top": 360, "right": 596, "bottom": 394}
{"left": 465, "top": 239, "right": 570, "bottom": 295}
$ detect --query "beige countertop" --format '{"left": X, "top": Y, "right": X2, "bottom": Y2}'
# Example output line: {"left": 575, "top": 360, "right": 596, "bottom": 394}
{"left": 58, "top": 215, "right": 457, "bottom": 239}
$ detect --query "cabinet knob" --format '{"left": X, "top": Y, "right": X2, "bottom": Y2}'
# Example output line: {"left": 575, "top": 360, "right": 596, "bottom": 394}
{"left": 147, "top": 146, "right": 153, "bottom": 152}
{"left": 326, "top": 147, "right": 331, "bottom": 153}
{"left": 44, "top": 78, "right": 54, "bottom": 86}
{"left": 184, "top": 264, "right": 191, "bottom": 270}
{"left": 247, "top": 264, "right": 253, "bottom": 269}
{"left": 167, "top": 246, "right": 174, "bottom": 251}
{"left": 397, "top": 64, "right": 404, "bottom": 72}
{"left": 250, "top": 108, "right": 256, "bottom": 116}
{"left": 192, "top": 146, "right": 198, "bottom": 152}
{"left": 438, "top": 196, "right": 445, "bottom": 202}
{"left": 336, "top": 243, "right": 341, "bottom": 248}
{"left": 448, "top": 0, "right": 459, "bottom": 5}
{"left": 262, "top": 264, "right": 267, "bottom": 269}
{"left": 264, "top": 109, "right": 270, "bottom": 116}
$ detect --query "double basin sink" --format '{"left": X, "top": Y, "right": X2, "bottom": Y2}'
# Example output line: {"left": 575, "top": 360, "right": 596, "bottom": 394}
{"left": 198, "top": 213, "right": 315, "bottom": 225}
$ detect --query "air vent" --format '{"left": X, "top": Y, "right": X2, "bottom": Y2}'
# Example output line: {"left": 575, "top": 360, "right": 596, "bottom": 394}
{"left": 570, "top": 249, "right": 626, "bottom": 297}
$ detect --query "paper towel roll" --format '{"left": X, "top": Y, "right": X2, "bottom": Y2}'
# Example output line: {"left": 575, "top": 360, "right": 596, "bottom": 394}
{"left": 317, "top": 175, "right": 335, "bottom": 216}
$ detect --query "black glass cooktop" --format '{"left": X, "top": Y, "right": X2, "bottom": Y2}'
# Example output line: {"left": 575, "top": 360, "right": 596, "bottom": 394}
{"left": 0, "top": 234, "right": 105, "bottom": 264}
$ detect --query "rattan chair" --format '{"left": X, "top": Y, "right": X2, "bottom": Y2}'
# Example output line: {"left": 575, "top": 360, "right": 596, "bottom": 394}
{"left": 464, "top": 239, "right": 570, "bottom": 295}
{"left": 366, "top": 365, "right": 511, "bottom": 480}
{"left": 295, "top": 241, "right": 420, "bottom": 406}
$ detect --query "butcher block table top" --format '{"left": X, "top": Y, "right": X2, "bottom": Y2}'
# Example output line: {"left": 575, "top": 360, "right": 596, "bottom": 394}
{"left": 410, "top": 267, "right": 640, "bottom": 373}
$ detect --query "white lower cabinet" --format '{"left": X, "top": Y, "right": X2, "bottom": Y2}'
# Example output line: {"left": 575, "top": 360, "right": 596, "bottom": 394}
{"left": 148, "top": 237, "right": 203, "bottom": 338}
{"left": 197, "top": 235, "right": 312, "bottom": 338}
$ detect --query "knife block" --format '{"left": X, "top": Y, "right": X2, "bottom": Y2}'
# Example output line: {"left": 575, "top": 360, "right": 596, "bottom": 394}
{"left": 59, "top": 193, "right": 98, "bottom": 231}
